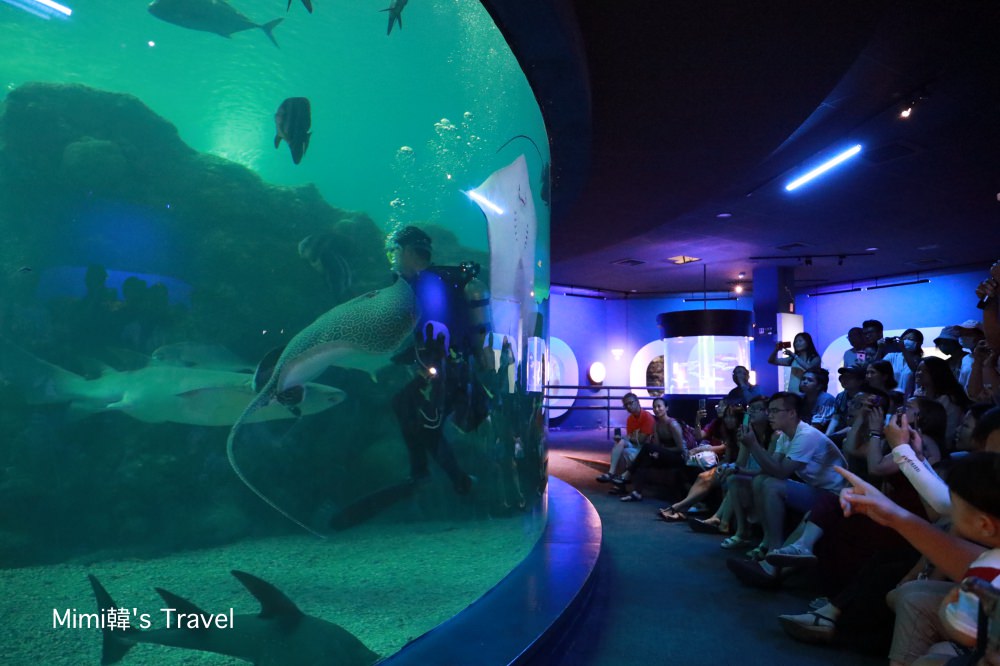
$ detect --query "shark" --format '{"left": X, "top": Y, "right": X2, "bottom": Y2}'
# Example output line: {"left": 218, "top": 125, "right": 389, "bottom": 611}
{"left": 0, "top": 342, "right": 345, "bottom": 426}
{"left": 88, "top": 570, "right": 379, "bottom": 666}
{"left": 227, "top": 277, "right": 417, "bottom": 536}
{"left": 381, "top": 0, "right": 407, "bottom": 36}
{"left": 147, "top": 0, "right": 283, "bottom": 47}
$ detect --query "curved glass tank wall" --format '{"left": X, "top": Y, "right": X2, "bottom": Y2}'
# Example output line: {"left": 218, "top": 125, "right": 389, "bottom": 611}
{"left": 0, "top": 1, "right": 550, "bottom": 663}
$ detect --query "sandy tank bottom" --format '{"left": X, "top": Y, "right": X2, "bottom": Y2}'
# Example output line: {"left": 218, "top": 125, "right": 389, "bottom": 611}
{"left": 0, "top": 515, "right": 541, "bottom": 665}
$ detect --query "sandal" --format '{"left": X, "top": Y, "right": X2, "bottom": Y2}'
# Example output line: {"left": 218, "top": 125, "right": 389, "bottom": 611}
{"left": 688, "top": 516, "right": 723, "bottom": 534}
{"left": 778, "top": 611, "right": 836, "bottom": 644}
{"left": 720, "top": 535, "right": 754, "bottom": 550}
{"left": 746, "top": 544, "right": 769, "bottom": 561}
{"left": 657, "top": 507, "right": 685, "bottom": 522}
{"left": 620, "top": 491, "right": 643, "bottom": 502}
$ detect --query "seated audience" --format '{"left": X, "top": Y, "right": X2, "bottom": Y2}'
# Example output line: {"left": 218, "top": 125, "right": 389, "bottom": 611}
{"left": 935, "top": 325, "right": 974, "bottom": 391}
{"left": 724, "top": 365, "right": 763, "bottom": 407}
{"left": 617, "top": 397, "right": 687, "bottom": 502}
{"left": 843, "top": 326, "right": 869, "bottom": 368}
{"left": 915, "top": 356, "right": 973, "bottom": 443}
{"left": 597, "top": 393, "right": 654, "bottom": 486}
{"left": 827, "top": 366, "right": 866, "bottom": 445}
{"left": 836, "top": 449, "right": 1000, "bottom": 666}
{"left": 657, "top": 402, "right": 743, "bottom": 522}
{"left": 726, "top": 392, "right": 848, "bottom": 586}
{"left": 799, "top": 368, "right": 836, "bottom": 432}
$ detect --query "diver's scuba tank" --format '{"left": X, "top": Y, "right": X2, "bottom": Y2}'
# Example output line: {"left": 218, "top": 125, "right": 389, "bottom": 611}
{"left": 462, "top": 263, "right": 491, "bottom": 352}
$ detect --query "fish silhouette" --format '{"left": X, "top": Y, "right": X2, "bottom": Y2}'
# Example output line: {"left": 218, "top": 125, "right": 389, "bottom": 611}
{"left": 0, "top": 341, "right": 345, "bottom": 426}
{"left": 148, "top": 0, "right": 283, "bottom": 47}
{"left": 381, "top": 0, "right": 407, "bottom": 35}
{"left": 88, "top": 570, "right": 379, "bottom": 666}
{"left": 286, "top": 0, "right": 313, "bottom": 13}
{"left": 274, "top": 97, "right": 312, "bottom": 165}
{"left": 228, "top": 278, "right": 418, "bottom": 536}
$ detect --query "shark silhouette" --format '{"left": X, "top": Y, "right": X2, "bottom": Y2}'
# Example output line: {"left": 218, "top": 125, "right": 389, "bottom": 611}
{"left": 0, "top": 341, "right": 345, "bottom": 426}
{"left": 88, "top": 570, "right": 379, "bottom": 665}
{"left": 381, "top": 0, "right": 407, "bottom": 35}
{"left": 227, "top": 277, "right": 418, "bottom": 536}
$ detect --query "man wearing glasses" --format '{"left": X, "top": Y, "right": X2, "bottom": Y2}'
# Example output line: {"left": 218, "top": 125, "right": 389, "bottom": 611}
{"left": 728, "top": 391, "right": 847, "bottom": 586}
{"left": 598, "top": 393, "right": 656, "bottom": 488}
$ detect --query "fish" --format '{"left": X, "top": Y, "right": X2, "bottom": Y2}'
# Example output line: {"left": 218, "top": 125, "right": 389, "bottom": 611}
{"left": 286, "top": 0, "right": 312, "bottom": 13}
{"left": 227, "top": 277, "right": 417, "bottom": 536}
{"left": 89, "top": 570, "right": 379, "bottom": 666}
{"left": 274, "top": 97, "right": 311, "bottom": 165}
{"left": 0, "top": 341, "right": 345, "bottom": 426}
{"left": 148, "top": 0, "right": 283, "bottom": 48}
{"left": 151, "top": 341, "right": 255, "bottom": 374}
{"left": 381, "top": 0, "right": 407, "bottom": 35}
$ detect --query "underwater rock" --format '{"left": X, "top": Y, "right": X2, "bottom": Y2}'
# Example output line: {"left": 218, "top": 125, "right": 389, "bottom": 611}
{"left": 0, "top": 82, "right": 392, "bottom": 357}
{"left": 59, "top": 137, "right": 130, "bottom": 194}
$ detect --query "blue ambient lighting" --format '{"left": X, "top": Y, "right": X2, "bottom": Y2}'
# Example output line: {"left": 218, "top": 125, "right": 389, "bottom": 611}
{"left": 1, "top": 0, "right": 72, "bottom": 19}
{"left": 784, "top": 144, "right": 862, "bottom": 192}
{"left": 465, "top": 190, "right": 504, "bottom": 215}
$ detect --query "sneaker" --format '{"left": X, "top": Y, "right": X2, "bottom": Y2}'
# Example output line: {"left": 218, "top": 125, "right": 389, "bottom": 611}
{"left": 766, "top": 543, "right": 818, "bottom": 568}
{"left": 595, "top": 473, "right": 614, "bottom": 483}
{"left": 778, "top": 611, "right": 836, "bottom": 644}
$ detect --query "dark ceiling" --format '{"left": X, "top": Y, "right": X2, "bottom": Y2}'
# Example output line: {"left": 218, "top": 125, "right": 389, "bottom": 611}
{"left": 483, "top": 1, "right": 1000, "bottom": 296}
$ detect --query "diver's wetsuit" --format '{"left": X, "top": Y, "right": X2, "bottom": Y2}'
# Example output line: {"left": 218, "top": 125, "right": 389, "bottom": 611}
{"left": 392, "top": 369, "right": 472, "bottom": 494}
{"left": 391, "top": 265, "right": 485, "bottom": 494}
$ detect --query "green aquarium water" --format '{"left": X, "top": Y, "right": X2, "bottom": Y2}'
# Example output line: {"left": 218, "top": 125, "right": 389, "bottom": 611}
{"left": 0, "top": 0, "right": 551, "bottom": 663}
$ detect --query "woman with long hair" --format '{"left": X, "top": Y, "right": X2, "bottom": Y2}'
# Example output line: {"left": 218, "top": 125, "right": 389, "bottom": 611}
{"left": 768, "top": 332, "right": 822, "bottom": 393}
{"left": 915, "top": 356, "right": 972, "bottom": 442}
{"left": 657, "top": 402, "right": 742, "bottom": 523}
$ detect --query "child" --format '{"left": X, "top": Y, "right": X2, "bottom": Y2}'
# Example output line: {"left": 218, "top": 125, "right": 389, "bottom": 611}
{"left": 836, "top": 452, "right": 1000, "bottom": 665}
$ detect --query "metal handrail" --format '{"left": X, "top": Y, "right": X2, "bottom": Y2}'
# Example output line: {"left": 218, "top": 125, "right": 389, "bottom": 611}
{"left": 543, "top": 385, "right": 667, "bottom": 439}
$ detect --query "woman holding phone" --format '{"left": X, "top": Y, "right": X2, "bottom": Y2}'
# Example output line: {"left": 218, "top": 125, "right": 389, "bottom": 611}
{"left": 768, "top": 332, "right": 822, "bottom": 393}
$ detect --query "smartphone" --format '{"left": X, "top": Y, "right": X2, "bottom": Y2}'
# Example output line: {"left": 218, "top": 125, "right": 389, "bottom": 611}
{"left": 895, "top": 408, "right": 905, "bottom": 427}
{"left": 742, "top": 412, "right": 750, "bottom": 427}
{"left": 698, "top": 398, "right": 706, "bottom": 411}
{"left": 780, "top": 341, "right": 792, "bottom": 349}
{"left": 613, "top": 427, "right": 622, "bottom": 440}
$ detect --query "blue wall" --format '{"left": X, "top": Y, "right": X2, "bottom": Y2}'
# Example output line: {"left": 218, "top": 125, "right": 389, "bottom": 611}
{"left": 550, "top": 266, "right": 987, "bottom": 429}
{"left": 550, "top": 292, "right": 752, "bottom": 429}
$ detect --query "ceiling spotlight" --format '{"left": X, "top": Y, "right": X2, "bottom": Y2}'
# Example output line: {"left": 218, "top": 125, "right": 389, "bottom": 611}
{"left": 804, "top": 257, "right": 813, "bottom": 266}
{"left": 738, "top": 272, "right": 746, "bottom": 279}
{"left": 734, "top": 284, "right": 744, "bottom": 294}
{"left": 716, "top": 212, "right": 733, "bottom": 219}
{"left": 900, "top": 107, "right": 912, "bottom": 119}
{"left": 837, "top": 255, "right": 845, "bottom": 266}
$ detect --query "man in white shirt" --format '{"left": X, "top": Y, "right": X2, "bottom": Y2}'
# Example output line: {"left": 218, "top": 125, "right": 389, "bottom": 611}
{"left": 727, "top": 392, "right": 847, "bottom": 586}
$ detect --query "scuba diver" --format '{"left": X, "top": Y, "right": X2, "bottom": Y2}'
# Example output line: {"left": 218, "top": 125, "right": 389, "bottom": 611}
{"left": 386, "top": 225, "right": 491, "bottom": 495}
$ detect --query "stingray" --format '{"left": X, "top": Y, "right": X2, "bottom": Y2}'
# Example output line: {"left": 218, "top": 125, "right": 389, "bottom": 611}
{"left": 468, "top": 154, "right": 539, "bottom": 345}
{"left": 227, "top": 277, "right": 418, "bottom": 536}
{"left": 496, "top": 134, "right": 551, "bottom": 207}
{"left": 0, "top": 342, "right": 344, "bottom": 426}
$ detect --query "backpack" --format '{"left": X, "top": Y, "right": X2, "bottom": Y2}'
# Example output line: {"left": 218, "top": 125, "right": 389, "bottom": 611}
{"left": 674, "top": 418, "right": 701, "bottom": 451}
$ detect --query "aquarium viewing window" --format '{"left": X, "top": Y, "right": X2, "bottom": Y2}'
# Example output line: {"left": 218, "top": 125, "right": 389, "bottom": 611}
{"left": 656, "top": 310, "right": 753, "bottom": 395}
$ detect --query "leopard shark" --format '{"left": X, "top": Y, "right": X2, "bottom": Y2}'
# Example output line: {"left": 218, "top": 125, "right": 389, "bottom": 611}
{"left": 227, "top": 277, "right": 417, "bottom": 536}
{"left": 88, "top": 570, "right": 379, "bottom": 665}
